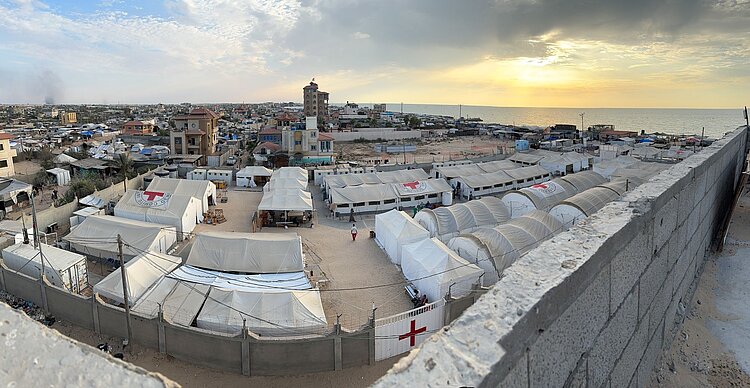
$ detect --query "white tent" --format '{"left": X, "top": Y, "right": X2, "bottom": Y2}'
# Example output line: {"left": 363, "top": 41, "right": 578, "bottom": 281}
{"left": 46, "top": 168, "right": 71, "bottom": 185}
{"left": 549, "top": 178, "right": 642, "bottom": 228}
{"left": 448, "top": 210, "right": 563, "bottom": 286}
{"left": 93, "top": 251, "right": 182, "bottom": 306}
{"left": 236, "top": 166, "right": 272, "bottom": 187}
{"left": 2, "top": 243, "right": 88, "bottom": 294}
{"left": 79, "top": 194, "right": 107, "bottom": 209}
{"left": 414, "top": 196, "right": 511, "bottom": 241}
{"left": 52, "top": 153, "right": 77, "bottom": 164}
{"left": 258, "top": 188, "right": 313, "bottom": 212}
{"left": 401, "top": 238, "right": 483, "bottom": 302}
{"left": 168, "top": 265, "right": 312, "bottom": 291}
{"left": 69, "top": 206, "right": 105, "bottom": 228}
{"left": 501, "top": 171, "right": 606, "bottom": 217}
{"left": 147, "top": 177, "right": 217, "bottom": 213}
{"left": 323, "top": 169, "right": 428, "bottom": 191}
{"left": 374, "top": 210, "right": 430, "bottom": 265}
{"left": 264, "top": 177, "right": 308, "bottom": 192}
{"left": 130, "top": 277, "right": 209, "bottom": 326}
{"left": 187, "top": 232, "right": 304, "bottom": 273}
{"left": 114, "top": 190, "right": 203, "bottom": 240}
{"left": 65, "top": 215, "right": 177, "bottom": 261}
{"left": 196, "top": 288, "right": 327, "bottom": 336}
{"left": 272, "top": 167, "right": 308, "bottom": 182}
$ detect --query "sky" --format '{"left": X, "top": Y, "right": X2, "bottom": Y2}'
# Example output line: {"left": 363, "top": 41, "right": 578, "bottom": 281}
{"left": 0, "top": 0, "right": 748, "bottom": 108}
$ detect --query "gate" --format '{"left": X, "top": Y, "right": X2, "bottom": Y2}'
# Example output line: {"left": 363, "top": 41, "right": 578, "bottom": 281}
{"left": 374, "top": 299, "right": 445, "bottom": 361}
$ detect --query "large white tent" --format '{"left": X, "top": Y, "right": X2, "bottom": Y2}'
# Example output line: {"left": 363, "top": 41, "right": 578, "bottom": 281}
{"left": 271, "top": 167, "right": 308, "bottom": 182}
{"left": 196, "top": 288, "right": 327, "bottom": 336}
{"left": 414, "top": 197, "right": 511, "bottom": 241}
{"left": 114, "top": 190, "right": 203, "bottom": 240}
{"left": 448, "top": 210, "right": 563, "bottom": 286}
{"left": 65, "top": 215, "right": 177, "bottom": 261}
{"left": 258, "top": 188, "right": 313, "bottom": 212}
{"left": 264, "top": 177, "right": 308, "bottom": 192}
{"left": 93, "top": 251, "right": 182, "bottom": 306}
{"left": 147, "top": 177, "right": 217, "bottom": 213}
{"left": 401, "top": 238, "right": 483, "bottom": 302}
{"left": 168, "top": 265, "right": 312, "bottom": 291}
{"left": 186, "top": 232, "right": 304, "bottom": 273}
{"left": 549, "top": 178, "right": 642, "bottom": 228}
{"left": 324, "top": 169, "right": 429, "bottom": 191}
{"left": 374, "top": 210, "right": 430, "bottom": 265}
{"left": 236, "top": 166, "right": 272, "bottom": 188}
{"left": 130, "top": 277, "right": 209, "bottom": 326}
{"left": 330, "top": 179, "right": 452, "bottom": 216}
{"left": 501, "top": 171, "right": 607, "bottom": 217}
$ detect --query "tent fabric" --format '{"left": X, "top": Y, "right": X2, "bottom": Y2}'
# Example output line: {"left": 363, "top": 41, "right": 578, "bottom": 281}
{"left": 258, "top": 188, "right": 313, "bottom": 211}
{"left": 324, "top": 169, "right": 428, "bottom": 189}
{"left": 264, "top": 177, "right": 307, "bottom": 191}
{"left": 65, "top": 215, "right": 177, "bottom": 260}
{"left": 414, "top": 197, "right": 511, "bottom": 240}
{"left": 375, "top": 210, "right": 430, "bottom": 265}
{"left": 237, "top": 166, "right": 272, "bottom": 178}
{"left": 458, "top": 170, "right": 514, "bottom": 189}
{"left": 0, "top": 179, "right": 32, "bottom": 204}
{"left": 549, "top": 177, "right": 643, "bottom": 228}
{"left": 168, "top": 266, "right": 312, "bottom": 291}
{"left": 504, "top": 165, "right": 551, "bottom": 180}
{"left": 392, "top": 178, "right": 452, "bottom": 197}
{"left": 196, "top": 288, "right": 327, "bottom": 336}
{"left": 147, "top": 177, "right": 217, "bottom": 213}
{"left": 401, "top": 238, "right": 483, "bottom": 302}
{"left": 186, "top": 232, "right": 304, "bottom": 273}
{"left": 436, "top": 160, "right": 518, "bottom": 179}
{"left": 558, "top": 171, "right": 608, "bottom": 191}
{"left": 271, "top": 167, "right": 308, "bottom": 182}
{"left": 52, "top": 153, "right": 77, "bottom": 164}
{"left": 501, "top": 171, "right": 606, "bottom": 216}
{"left": 330, "top": 184, "right": 398, "bottom": 204}
{"left": 79, "top": 194, "right": 107, "bottom": 209}
{"left": 130, "top": 277, "right": 210, "bottom": 326}
{"left": 448, "top": 210, "right": 563, "bottom": 286}
{"left": 93, "top": 251, "right": 182, "bottom": 306}
{"left": 114, "top": 191, "right": 203, "bottom": 237}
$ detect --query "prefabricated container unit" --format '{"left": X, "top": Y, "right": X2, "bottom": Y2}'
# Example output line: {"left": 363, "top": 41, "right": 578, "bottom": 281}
{"left": 187, "top": 168, "right": 207, "bottom": 180}
{"left": 2, "top": 242, "right": 88, "bottom": 294}
{"left": 207, "top": 169, "right": 233, "bottom": 186}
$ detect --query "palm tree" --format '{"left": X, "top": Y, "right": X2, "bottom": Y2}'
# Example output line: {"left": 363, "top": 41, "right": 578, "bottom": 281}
{"left": 113, "top": 153, "right": 134, "bottom": 192}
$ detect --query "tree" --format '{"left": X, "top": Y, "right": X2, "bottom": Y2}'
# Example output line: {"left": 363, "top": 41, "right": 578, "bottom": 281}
{"left": 113, "top": 153, "right": 135, "bottom": 180}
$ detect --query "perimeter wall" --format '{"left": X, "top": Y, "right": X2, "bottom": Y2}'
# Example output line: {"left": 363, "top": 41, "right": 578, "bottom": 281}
{"left": 375, "top": 125, "right": 749, "bottom": 387}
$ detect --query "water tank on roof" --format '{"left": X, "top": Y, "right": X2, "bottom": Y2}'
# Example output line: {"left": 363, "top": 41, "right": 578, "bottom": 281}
{"left": 164, "top": 165, "right": 178, "bottom": 178}
{"left": 143, "top": 174, "right": 155, "bottom": 187}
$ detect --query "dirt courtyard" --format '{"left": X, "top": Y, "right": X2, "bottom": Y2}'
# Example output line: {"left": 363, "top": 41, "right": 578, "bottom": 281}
{"left": 336, "top": 135, "right": 513, "bottom": 164}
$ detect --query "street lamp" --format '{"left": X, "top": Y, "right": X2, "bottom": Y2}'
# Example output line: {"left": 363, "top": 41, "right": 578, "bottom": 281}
{"left": 579, "top": 112, "right": 585, "bottom": 148}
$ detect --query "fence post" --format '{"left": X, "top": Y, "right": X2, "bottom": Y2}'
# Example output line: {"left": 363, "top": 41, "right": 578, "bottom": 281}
{"left": 0, "top": 266, "right": 5, "bottom": 291}
{"left": 39, "top": 275, "right": 49, "bottom": 313}
{"left": 242, "top": 328, "right": 251, "bottom": 376}
{"left": 334, "top": 317, "right": 342, "bottom": 371}
{"left": 91, "top": 294, "right": 101, "bottom": 334}
{"left": 368, "top": 308, "right": 376, "bottom": 365}
{"left": 157, "top": 304, "right": 166, "bottom": 354}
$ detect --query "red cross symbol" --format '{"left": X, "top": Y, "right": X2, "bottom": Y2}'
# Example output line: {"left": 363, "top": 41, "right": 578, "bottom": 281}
{"left": 403, "top": 181, "right": 421, "bottom": 190}
{"left": 531, "top": 183, "right": 549, "bottom": 189}
{"left": 398, "top": 319, "right": 427, "bottom": 347}
{"left": 142, "top": 191, "right": 165, "bottom": 201}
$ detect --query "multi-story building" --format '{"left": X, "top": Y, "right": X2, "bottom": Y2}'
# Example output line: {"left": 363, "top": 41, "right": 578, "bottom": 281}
{"left": 169, "top": 108, "right": 220, "bottom": 165}
{"left": 122, "top": 120, "right": 155, "bottom": 135}
{"left": 280, "top": 117, "right": 335, "bottom": 165}
{"left": 59, "top": 111, "right": 77, "bottom": 125}
{"left": 303, "top": 81, "right": 329, "bottom": 123}
{"left": 0, "top": 132, "right": 17, "bottom": 177}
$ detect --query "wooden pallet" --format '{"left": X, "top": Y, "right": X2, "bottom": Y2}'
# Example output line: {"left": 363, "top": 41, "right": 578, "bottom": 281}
{"left": 214, "top": 208, "right": 226, "bottom": 224}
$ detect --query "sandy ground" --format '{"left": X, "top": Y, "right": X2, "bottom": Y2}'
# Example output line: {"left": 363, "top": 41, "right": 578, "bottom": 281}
{"left": 12, "top": 160, "right": 43, "bottom": 177}
{"left": 650, "top": 190, "right": 750, "bottom": 387}
{"left": 336, "top": 136, "right": 513, "bottom": 164}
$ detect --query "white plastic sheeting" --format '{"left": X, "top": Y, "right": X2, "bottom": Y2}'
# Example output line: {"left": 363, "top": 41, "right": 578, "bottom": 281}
{"left": 401, "top": 238, "right": 483, "bottom": 302}
{"left": 435, "top": 160, "right": 518, "bottom": 179}
{"left": 186, "top": 232, "right": 304, "bottom": 273}
{"left": 79, "top": 194, "right": 107, "bottom": 209}
{"left": 195, "top": 288, "right": 327, "bottom": 336}
{"left": 46, "top": 168, "right": 71, "bottom": 185}
{"left": 258, "top": 188, "right": 313, "bottom": 211}
{"left": 147, "top": 177, "right": 217, "bottom": 213}
{"left": 414, "top": 197, "right": 511, "bottom": 241}
{"left": 114, "top": 191, "right": 203, "bottom": 239}
{"left": 324, "top": 169, "right": 428, "bottom": 190}
{"left": 271, "top": 167, "right": 308, "bottom": 182}
{"left": 168, "top": 266, "right": 312, "bottom": 291}
{"left": 375, "top": 210, "right": 430, "bottom": 265}
{"left": 236, "top": 166, "right": 272, "bottom": 187}
{"left": 93, "top": 251, "right": 182, "bottom": 306}
{"left": 448, "top": 210, "right": 563, "bottom": 286}
{"left": 264, "top": 177, "right": 308, "bottom": 191}
{"left": 549, "top": 178, "right": 643, "bottom": 228}
{"left": 130, "top": 277, "right": 209, "bottom": 326}
{"left": 65, "top": 215, "right": 177, "bottom": 261}
{"left": 501, "top": 171, "right": 607, "bottom": 217}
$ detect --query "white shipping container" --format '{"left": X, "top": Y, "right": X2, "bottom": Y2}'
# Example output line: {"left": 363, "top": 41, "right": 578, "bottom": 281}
{"left": 2, "top": 243, "right": 89, "bottom": 294}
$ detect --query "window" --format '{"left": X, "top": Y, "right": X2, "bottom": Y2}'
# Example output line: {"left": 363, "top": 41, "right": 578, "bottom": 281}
{"left": 368, "top": 201, "right": 380, "bottom": 206}
{"left": 310, "top": 145, "right": 317, "bottom": 151}
{"left": 295, "top": 140, "right": 302, "bottom": 145}
{"left": 427, "top": 194, "right": 438, "bottom": 198}
{"left": 337, "top": 204, "right": 349, "bottom": 208}
{"left": 0, "top": 143, "right": 4, "bottom": 150}
{"left": 483, "top": 186, "right": 491, "bottom": 190}
{"left": 310, "top": 132, "right": 316, "bottom": 138}
{"left": 383, "top": 199, "right": 396, "bottom": 204}
{"left": 175, "top": 138, "right": 182, "bottom": 144}
{"left": 526, "top": 178, "right": 533, "bottom": 182}
{"left": 0, "top": 160, "right": 7, "bottom": 168}
{"left": 414, "top": 195, "right": 425, "bottom": 200}
{"left": 353, "top": 202, "right": 365, "bottom": 207}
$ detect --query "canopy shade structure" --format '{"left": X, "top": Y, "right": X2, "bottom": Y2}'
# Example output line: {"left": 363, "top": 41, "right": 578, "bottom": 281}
{"left": 264, "top": 177, "right": 308, "bottom": 192}
{"left": 271, "top": 167, "right": 308, "bottom": 182}
{"left": 114, "top": 190, "right": 203, "bottom": 239}
{"left": 401, "top": 238, "right": 483, "bottom": 302}
{"left": 186, "top": 232, "right": 304, "bottom": 273}
{"left": 0, "top": 179, "right": 32, "bottom": 205}
{"left": 609, "top": 162, "right": 669, "bottom": 182}
{"left": 236, "top": 166, "right": 273, "bottom": 187}
{"left": 258, "top": 188, "right": 313, "bottom": 212}
{"left": 130, "top": 277, "right": 209, "bottom": 326}
{"left": 501, "top": 171, "right": 606, "bottom": 217}
{"left": 93, "top": 251, "right": 182, "bottom": 306}
{"left": 549, "top": 178, "right": 644, "bottom": 229}
{"left": 448, "top": 210, "right": 563, "bottom": 286}
{"left": 375, "top": 210, "right": 430, "bottom": 265}
{"left": 147, "top": 177, "right": 217, "bottom": 213}
{"left": 593, "top": 156, "right": 640, "bottom": 179}
{"left": 65, "top": 215, "right": 177, "bottom": 261}
{"left": 168, "top": 266, "right": 312, "bottom": 291}
{"left": 414, "top": 197, "right": 511, "bottom": 242}
{"left": 195, "top": 288, "right": 327, "bottom": 336}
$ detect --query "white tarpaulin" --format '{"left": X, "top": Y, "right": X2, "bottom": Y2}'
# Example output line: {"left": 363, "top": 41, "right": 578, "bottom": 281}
{"left": 237, "top": 166, "right": 272, "bottom": 187}
{"left": 79, "top": 194, "right": 107, "bottom": 209}
{"left": 258, "top": 188, "right": 313, "bottom": 211}
{"left": 414, "top": 196, "right": 511, "bottom": 241}
{"left": 264, "top": 177, "right": 308, "bottom": 191}
{"left": 196, "top": 288, "right": 327, "bottom": 336}
{"left": 502, "top": 171, "right": 606, "bottom": 217}
{"left": 168, "top": 265, "right": 312, "bottom": 291}
{"left": 324, "top": 169, "right": 429, "bottom": 190}
{"left": 186, "top": 232, "right": 304, "bottom": 273}
{"left": 93, "top": 251, "right": 182, "bottom": 306}
{"left": 375, "top": 210, "right": 430, "bottom": 265}
{"left": 115, "top": 191, "right": 202, "bottom": 238}
{"left": 401, "top": 238, "right": 483, "bottom": 302}
{"left": 392, "top": 179, "right": 452, "bottom": 198}
{"left": 132, "top": 190, "right": 173, "bottom": 210}
{"left": 65, "top": 215, "right": 177, "bottom": 261}
{"left": 271, "top": 167, "right": 308, "bottom": 182}
{"left": 330, "top": 184, "right": 398, "bottom": 205}
{"left": 130, "top": 277, "right": 209, "bottom": 326}
{"left": 147, "top": 177, "right": 217, "bottom": 213}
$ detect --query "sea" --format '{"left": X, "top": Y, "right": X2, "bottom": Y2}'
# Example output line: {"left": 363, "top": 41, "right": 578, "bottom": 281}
{"left": 379, "top": 104, "right": 747, "bottom": 139}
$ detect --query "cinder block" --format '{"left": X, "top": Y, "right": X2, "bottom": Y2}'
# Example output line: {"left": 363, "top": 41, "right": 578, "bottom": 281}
{"left": 498, "top": 354, "right": 528, "bottom": 388}
{"left": 695, "top": 172, "right": 707, "bottom": 197}
{"left": 677, "top": 181, "right": 695, "bottom": 227}
{"left": 611, "top": 230, "right": 652, "bottom": 313}
{"left": 667, "top": 227, "right": 684, "bottom": 269}
{"left": 649, "top": 280, "right": 673, "bottom": 339}
{"left": 565, "top": 354, "right": 587, "bottom": 388}
{"left": 664, "top": 293, "right": 681, "bottom": 344}
{"left": 609, "top": 310, "right": 650, "bottom": 388}
{"left": 528, "top": 271, "right": 610, "bottom": 388}
{"left": 653, "top": 197, "right": 678, "bottom": 252}
{"left": 675, "top": 256, "right": 697, "bottom": 303}
{"left": 587, "top": 289, "right": 638, "bottom": 388}
{"left": 636, "top": 317, "right": 664, "bottom": 388}
{"left": 638, "top": 250, "right": 669, "bottom": 320}
{"left": 672, "top": 251, "right": 694, "bottom": 298}
{"left": 686, "top": 206, "right": 701, "bottom": 243}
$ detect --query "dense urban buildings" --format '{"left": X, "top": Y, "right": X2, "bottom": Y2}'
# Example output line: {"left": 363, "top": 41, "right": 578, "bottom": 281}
{"left": 169, "top": 107, "right": 220, "bottom": 163}
{"left": 302, "top": 81, "right": 329, "bottom": 123}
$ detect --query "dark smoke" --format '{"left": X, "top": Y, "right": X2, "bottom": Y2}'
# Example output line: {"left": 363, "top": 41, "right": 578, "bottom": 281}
{"left": 38, "top": 70, "right": 64, "bottom": 105}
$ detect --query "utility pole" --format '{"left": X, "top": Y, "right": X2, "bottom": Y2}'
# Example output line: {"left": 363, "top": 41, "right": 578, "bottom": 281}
{"left": 701, "top": 127, "right": 705, "bottom": 151}
{"left": 30, "top": 191, "right": 44, "bottom": 280}
{"left": 117, "top": 234, "right": 133, "bottom": 355}
{"left": 579, "top": 112, "right": 585, "bottom": 147}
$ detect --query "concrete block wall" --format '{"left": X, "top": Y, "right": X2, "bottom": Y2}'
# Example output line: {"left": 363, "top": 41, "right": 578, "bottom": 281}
{"left": 375, "top": 126, "right": 748, "bottom": 387}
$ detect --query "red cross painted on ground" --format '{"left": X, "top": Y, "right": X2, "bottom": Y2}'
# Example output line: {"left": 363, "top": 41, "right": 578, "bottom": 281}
{"left": 398, "top": 319, "right": 427, "bottom": 347}
{"left": 403, "top": 181, "right": 421, "bottom": 189}
{"left": 142, "top": 191, "right": 165, "bottom": 201}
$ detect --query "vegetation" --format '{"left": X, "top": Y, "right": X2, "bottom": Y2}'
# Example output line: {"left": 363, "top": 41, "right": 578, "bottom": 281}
{"left": 112, "top": 153, "right": 137, "bottom": 180}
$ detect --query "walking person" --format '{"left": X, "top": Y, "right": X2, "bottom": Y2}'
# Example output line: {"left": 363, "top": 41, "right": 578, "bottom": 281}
{"left": 350, "top": 223, "right": 358, "bottom": 241}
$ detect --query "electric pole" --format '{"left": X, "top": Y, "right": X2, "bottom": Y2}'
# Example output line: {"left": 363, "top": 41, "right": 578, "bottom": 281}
{"left": 117, "top": 234, "right": 133, "bottom": 355}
